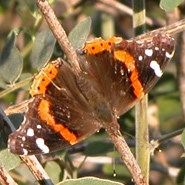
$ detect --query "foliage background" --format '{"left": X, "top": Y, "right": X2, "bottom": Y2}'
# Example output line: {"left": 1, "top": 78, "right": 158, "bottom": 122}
{"left": 0, "top": 0, "right": 185, "bottom": 185}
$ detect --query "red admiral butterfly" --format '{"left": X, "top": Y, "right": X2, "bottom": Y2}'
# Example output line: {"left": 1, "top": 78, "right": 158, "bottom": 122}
{"left": 8, "top": 34, "right": 175, "bottom": 155}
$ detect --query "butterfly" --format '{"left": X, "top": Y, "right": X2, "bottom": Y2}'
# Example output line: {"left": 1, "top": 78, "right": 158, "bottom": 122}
{"left": 8, "top": 34, "right": 175, "bottom": 155}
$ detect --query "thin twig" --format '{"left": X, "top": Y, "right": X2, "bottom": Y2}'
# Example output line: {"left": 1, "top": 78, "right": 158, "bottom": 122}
{"left": 0, "top": 165, "right": 18, "bottom": 185}
{"left": 134, "top": 18, "right": 185, "bottom": 42}
{"left": 36, "top": 0, "right": 81, "bottom": 75}
{"left": 104, "top": 120, "right": 147, "bottom": 185}
{"left": 20, "top": 156, "right": 53, "bottom": 185}
{"left": 150, "top": 128, "right": 184, "bottom": 154}
{"left": 0, "top": 77, "right": 33, "bottom": 98}
{"left": 0, "top": 108, "right": 54, "bottom": 185}
{"left": 158, "top": 128, "right": 184, "bottom": 143}
{"left": 5, "top": 99, "right": 30, "bottom": 115}
{"left": 151, "top": 128, "right": 185, "bottom": 148}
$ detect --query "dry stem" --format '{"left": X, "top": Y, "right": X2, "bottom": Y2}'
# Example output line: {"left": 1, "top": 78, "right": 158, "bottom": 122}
{"left": 104, "top": 120, "right": 148, "bottom": 185}
{"left": 0, "top": 165, "right": 18, "bottom": 185}
{"left": 36, "top": 0, "right": 81, "bottom": 75}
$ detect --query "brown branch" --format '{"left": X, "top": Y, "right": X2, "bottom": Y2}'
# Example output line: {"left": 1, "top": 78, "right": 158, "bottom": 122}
{"left": 36, "top": 0, "right": 81, "bottom": 75}
{"left": 134, "top": 18, "right": 185, "bottom": 42}
{"left": 0, "top": 108, "right": 53, "bottom": 185}
{"left": 0, "top": 165, "right": 18, "bottom": 185}
{"left": 20, "top": 156, "right": 53, "bottom": 185}
{"left": 104, "top": 120, "right": 147, "bottom": 185}
{"left": 150, "top": 128, "right": 184, "bottom": 155}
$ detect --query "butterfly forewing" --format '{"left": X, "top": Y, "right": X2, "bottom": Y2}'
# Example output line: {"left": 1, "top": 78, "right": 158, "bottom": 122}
{"left": 79, "top": 34, "right": 175, "bottom": 115}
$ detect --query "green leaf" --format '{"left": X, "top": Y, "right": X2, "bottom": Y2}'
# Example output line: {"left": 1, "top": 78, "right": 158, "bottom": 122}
{"left": 160, "top": 0, "right": 184, "bottom": 11}
{"left": 158, "top": 93, "right": 183, "bottom": 132}
{"left": 0, "top": 80, "right": 6, "bottom": 89}
{"left": 0, "top": 31, "right": 23, "bottom": 84}
{"left": 57, "top": 177, "right": 124, "bottom": 185}
{"left": 151, "top": 73, "right": 176, "bottom": 95}
{"left": 68, "top": 17, "right": 91, "bottom": 49}
{"left": 45, "top": 161, "right": 61, "bottom": 184}
{"left": 0, "top": 149, "right": 21, "bottom": 171}
{"left": 19, "top": 72, "right": 33, "bottom": 90}
{"left": 84, "top": 141, "right": 113, "bottom": 156}
{"left": 31, "top": 28, "right": 56, "bottom": 69}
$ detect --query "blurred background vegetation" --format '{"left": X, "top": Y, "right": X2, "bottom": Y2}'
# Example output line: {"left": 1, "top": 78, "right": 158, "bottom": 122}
{"left": 0, "top": 0, "right": 185, "bottom": 185}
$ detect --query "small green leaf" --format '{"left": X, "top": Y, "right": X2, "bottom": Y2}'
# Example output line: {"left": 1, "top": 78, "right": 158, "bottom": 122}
{"left": 19, "top": 72, "right": 33, "bottom": 90}
{"left": 0, "top": 31, "right": 23, "bottom": 84}
{"left": 158, "top": 94, "right": 183, "bottom": 132}
{"left": 0, "top": 149, "right": 21, "bottom": 171}
{"left": 57, "top": 177, "right": 124, "bottom": 185}
{"left": 0, "top": 80, "right": 6, "bottom": 89}
{"left": 160, "top": 0, "right": 184, "bottom": 11}
{"left": 31, "top": 28, "right": 56, "bottom": 69}
{"left": 84, "top": 141, "right": 113, "bottom": 156}
{"left": 68, "top": 17, "right": 91, "bottom": 49}
{"left": 151, "top": 73, "right": 176, "bottom": 95}
{"left": 45, "top": 161, "right": 61, "bottom": 184}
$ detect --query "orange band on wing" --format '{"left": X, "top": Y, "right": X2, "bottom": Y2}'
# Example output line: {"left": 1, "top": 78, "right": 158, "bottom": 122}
{"left": 82, "top": 37, "right": 122, "bottom": 55}
{"left": 38, "top": 99, "right": 78, "bottom": 144}
{"left": 30, "top": 61, "right": 60, "bottom": 97}
{"left": 114, "top": 50, "right": 144, "bottom": 98}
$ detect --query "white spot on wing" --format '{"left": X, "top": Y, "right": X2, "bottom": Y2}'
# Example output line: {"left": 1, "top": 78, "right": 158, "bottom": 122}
{"left": 26, "top": 128, "right": 34, "bottom": 137}
{"left": 36, "top": 138, "right": 50, "bottom": 153}
{"left": 150, "top": 60, "right": 163, "bottom": 77}
{"left": 165, "top": 51, "right": 173, "bottom": 58}
{"left": 37, "top": 125, "right": 42, "bottom": 129}
{"left": 138, "top": 55, "right": 143, "bottom": 61}
{"left": 66, "top": 111, "right": 71, "bottom": 119}
{"left": 22, "top": 136, "right": 26, "bottom": 141}
{"left": 23, "top": 148, "right": 28, "bottom": 155}
{"left": 145, "top": 49, "right": 153, "bottom": 57}
{"left": 120, "top": 68, "right": 124, "bottom": 76}
{"left": 155, "top": 47, "right": 159, "bottom": 50}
